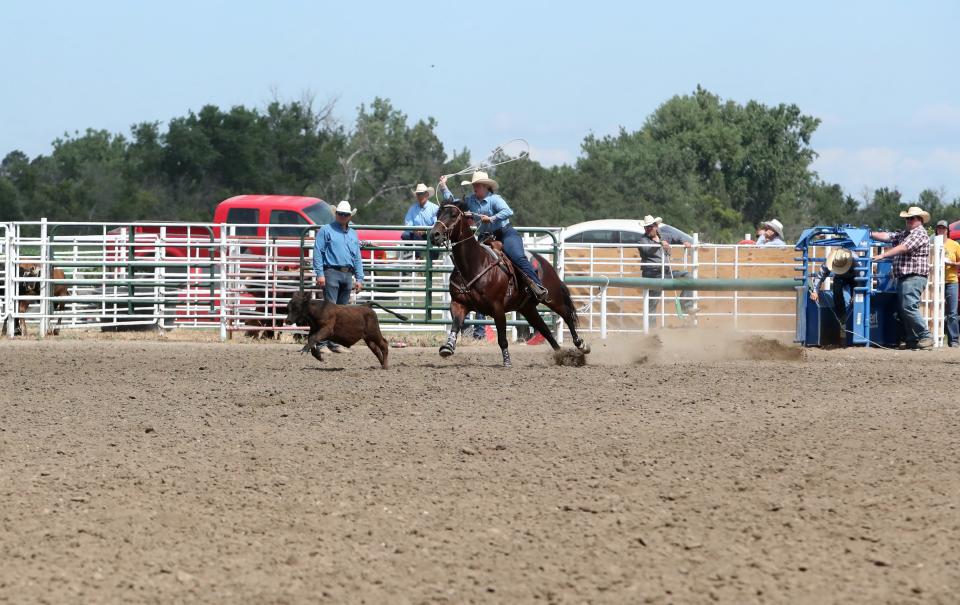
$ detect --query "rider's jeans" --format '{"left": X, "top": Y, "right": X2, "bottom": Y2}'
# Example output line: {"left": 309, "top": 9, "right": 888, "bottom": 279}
{"left": 497, "top": 226, "right": 543, "bottom": 286}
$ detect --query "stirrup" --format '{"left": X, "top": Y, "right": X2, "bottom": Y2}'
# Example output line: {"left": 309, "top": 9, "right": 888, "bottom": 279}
{"left": 530, "top": 283, "right": 550, "bottom": 303}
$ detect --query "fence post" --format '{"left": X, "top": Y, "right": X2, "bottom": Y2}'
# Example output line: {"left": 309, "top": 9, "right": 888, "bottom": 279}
{"left": 556, "top": 235, "right": 564, "bottom": 344}
{"left": 643, "top": 289, "right": 650, "bottom": 334}
{"left": 218, "top": 225, "right": 228, "bottom": 342}
{"left": 38, "top": 218, "right": 49, "bottom": 339}
{"left": 3, "top": 224, "right": 12, "bottom": 337}
{"left": 600, "top": 286, "right": 607, "bottom": 339}
{"left": 692, "top": 233, "right": 700, "bottom": 326}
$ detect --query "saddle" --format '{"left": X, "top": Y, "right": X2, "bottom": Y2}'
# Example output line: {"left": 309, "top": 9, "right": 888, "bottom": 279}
{"left": 451, "top": 240, "right": 520, "bottom": 297}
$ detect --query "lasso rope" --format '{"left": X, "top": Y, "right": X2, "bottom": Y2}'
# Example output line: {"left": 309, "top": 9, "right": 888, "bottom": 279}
{"left": 435, "top": 138, "right": 531, "bottom": 202}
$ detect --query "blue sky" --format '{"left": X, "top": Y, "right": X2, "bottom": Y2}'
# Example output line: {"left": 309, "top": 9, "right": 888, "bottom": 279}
{"left": 2, "top": 0, "right": 958, "bottom": 203}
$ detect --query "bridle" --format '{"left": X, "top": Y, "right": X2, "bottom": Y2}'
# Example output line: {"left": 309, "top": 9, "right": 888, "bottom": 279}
{"left": 432, "top": 205, "right": 475, "bottom": 248}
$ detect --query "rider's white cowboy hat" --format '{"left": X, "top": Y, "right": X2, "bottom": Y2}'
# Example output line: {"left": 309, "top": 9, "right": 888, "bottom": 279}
{"left": 334, "top": 201, "right": 357, "bottom": 215}
{"left": 825, "top": 248, "right": 854, "bottom": 275}
{"left": 899, "top": 206, "right": 930, "bottom": 223}
{"left": 640, "top": 215, "right": 663, "bottom": 228}
{"left": 413, "top": 183, "right": 435, "bottom": 197}
{"left": 762, "top": 219, "right": 784, "bottom": 239}
{"left": 460, "top": 171, "right": 498, "bottom": 192}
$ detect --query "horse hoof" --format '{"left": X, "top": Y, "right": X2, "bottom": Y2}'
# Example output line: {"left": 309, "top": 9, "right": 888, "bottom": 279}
{"left": 579, "top": 342, "right": 591, "bottom": 354}
{"left": 439, "top": 346, "right": 455, "bottom": 358}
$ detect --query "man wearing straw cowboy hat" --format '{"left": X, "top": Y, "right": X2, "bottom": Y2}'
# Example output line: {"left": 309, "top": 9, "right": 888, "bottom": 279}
{"left": 438, "top": 171, "right": 550, "bottom": 301}
{"left": 402, "top": 183, "right": 439, "bottom": 242}
{"left": 637, "top": 214, "right": 696, "bottom": 314}
{"left": 312, "top": 200, "right": 365, "bottom": 351}
{"left": 871, "top": 206, "right": 933, "bottom": 350}
{"left": 809, "top": 248, "right": 857, "bottom": 345}
{"left": 756, "top": 219, "right": 786, "bottom": 245}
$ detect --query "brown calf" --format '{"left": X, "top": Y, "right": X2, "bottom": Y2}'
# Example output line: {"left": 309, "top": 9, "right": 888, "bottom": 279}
{"left": 16, "top": 263, "right": 68, "bottom": 336}
{"left": 284, "top": 291, "right": 407, "bottom": 369}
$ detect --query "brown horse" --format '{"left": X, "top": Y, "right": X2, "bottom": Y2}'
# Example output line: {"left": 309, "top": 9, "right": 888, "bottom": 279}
{"left": 429, "top": 200, "right": 589, "bottom": 367}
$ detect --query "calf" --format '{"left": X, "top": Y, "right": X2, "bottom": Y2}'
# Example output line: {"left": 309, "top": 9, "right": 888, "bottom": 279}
{"left": 16, "top": 263, "right": 68, "bottom": 336}
{"left": 284, "top": 291, "right": 407, "bottom": 369}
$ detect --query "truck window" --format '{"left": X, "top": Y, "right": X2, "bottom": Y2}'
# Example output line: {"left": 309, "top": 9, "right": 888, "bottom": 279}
{"left": 226, "top": 208, "right": 259, "bottom": 235}
{"left": 303, "top": 202, "right": 334, "bottom": 225}
{"left": 580, "top": 230, "right": 618, "bottom": 244}
{"left": 269, "top": 210, "right": 310, "bottom": 237}
{"left": 619, "top": 230, "right": 643, "bottom": 244}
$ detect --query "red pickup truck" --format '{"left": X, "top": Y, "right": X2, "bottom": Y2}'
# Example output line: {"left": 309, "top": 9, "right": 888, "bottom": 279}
{"left": 106, "top": 195, "right": 406, "bottom": 330}
{"left": 118, "top": 194, "right": 404, "bottom": 261}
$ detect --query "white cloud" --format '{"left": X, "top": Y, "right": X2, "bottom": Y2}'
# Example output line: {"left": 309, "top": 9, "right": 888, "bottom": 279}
{"left": 911, "top": 103, "right": 960, "bottom": 132}
{"left": 528, "top": 146, "right": 576, "bottom": 167}
{"left": 813, "top": 146, "right": 960, "bottom": 200}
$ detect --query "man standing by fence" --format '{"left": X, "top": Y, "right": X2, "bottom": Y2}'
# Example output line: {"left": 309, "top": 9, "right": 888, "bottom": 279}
{"left": 312, "top": 201, "right": 364, "bottom": 351}
{"left": 637, "top": 215, "right": 696, "bottom": 314}
{"left": 871, "top": 206, "right": 933, "bottom": 350}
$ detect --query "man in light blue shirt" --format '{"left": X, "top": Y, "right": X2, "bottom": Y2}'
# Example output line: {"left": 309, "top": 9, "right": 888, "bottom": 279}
{"left": 313, "top": 200, "right": 364, "bottom": 304}
{"left": 402, "top": 183, "right": 439, "bottom": 240}
{"left": 311, "top": 201, "right": 364, "bottom": 352}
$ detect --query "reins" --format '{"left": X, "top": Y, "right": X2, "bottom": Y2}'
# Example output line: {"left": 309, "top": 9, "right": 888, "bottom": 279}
{"left": 434, "top": 204, "right": 502, "bottom": 293}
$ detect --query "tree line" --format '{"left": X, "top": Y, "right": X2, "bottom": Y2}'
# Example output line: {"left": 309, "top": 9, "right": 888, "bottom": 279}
{"left": 2, "top": 87, "right": 957, "bottom": 242}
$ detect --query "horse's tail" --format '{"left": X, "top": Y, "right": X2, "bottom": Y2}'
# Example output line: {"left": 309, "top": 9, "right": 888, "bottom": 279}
{"left": 365, "top": 301, "right": 409, "bottom": 322}
{"left": 532, "top": 252, "right": 578, "bottom": 329}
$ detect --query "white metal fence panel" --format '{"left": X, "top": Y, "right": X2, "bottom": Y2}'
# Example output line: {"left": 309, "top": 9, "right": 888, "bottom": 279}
{"left": 2, "top": 219, "right": 944, "bottom": 347}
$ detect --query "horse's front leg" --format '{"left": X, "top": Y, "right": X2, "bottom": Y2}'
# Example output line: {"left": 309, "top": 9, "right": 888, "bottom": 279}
{"left": 440, "top": 301, "right": 468, "bottom": 358}
{"left": 493, "top": 311, "right": 511, "bottom": 368}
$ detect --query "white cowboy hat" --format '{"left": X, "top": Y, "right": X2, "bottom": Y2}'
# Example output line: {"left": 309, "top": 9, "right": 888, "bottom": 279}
{"left": 413, "top": 183, "right": 435, "bottom": 197}
{"left": 899, "top": 206, "right": 930, "bottom": 223}
{"left": 825, "top": 248, "right": 854, "bottom": 275}
{"left": 334, "top": 200, "right": 357, "bottom": 215}
{"left": 762, "top": 219, "right": 784, "bottom": 239}
{"left": 640, "top": 215, "right": 663, "bottom": 228}
{"left": 460, "top": 171, "right": 498, "bottom": 192}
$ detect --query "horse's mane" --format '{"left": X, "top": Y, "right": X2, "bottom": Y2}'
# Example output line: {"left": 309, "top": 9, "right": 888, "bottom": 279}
{"left": 441, "top": 198, "right": 469, "bottom": 212}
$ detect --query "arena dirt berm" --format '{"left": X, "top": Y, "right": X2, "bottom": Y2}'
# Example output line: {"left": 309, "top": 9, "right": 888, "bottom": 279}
{"left": 0, "top": 331, "right": 956, "bottom": 603}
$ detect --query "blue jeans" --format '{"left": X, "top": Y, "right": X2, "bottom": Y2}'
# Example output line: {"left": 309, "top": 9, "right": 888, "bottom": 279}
{"left": 644, "top": 269, "right": 693, "bottom": 312}
{"left": 945, "top": 282, "right": 959, "bottom": 345}
{"left": 496, "top": 226, "right": 543, "bottom": 286}
{"left": 897, "top": 275, "right": 932, "bottom": 345}
{"left": 323, "top": 268, "right": 354, "bottom": 304}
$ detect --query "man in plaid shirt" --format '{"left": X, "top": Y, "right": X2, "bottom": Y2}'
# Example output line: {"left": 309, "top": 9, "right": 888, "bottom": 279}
{"left": 871, "top": 206, "right": 933, "bottom": 349}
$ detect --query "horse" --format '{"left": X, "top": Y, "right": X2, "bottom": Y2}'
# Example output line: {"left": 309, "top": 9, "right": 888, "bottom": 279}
{"left": 428, "top": 199, "right": 589, "bottom": 367}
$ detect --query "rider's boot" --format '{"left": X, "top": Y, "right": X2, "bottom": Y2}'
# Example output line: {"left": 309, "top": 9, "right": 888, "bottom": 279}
{"left": 523, "top": 274, "right": 550, "bottom": 303}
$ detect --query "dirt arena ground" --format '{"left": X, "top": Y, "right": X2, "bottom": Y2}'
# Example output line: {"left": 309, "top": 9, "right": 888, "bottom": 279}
{"left": 1, "top": 332, "right": 958, "bottom": 604}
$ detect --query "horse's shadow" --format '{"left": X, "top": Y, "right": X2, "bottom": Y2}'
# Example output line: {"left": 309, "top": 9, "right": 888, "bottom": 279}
{"left": 301, "top": 366, "right": 345, "bottom": 372}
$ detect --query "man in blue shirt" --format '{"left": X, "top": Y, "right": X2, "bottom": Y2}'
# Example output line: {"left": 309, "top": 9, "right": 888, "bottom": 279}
{"left": 438, "top": 171, "right": 549, "bottom": 301}
{"left": 402, "top": 183, "right": 439, "bottom": 240}
{"left": 403, "top": 183, "right": 440, "bottom": 260}
{"left": 311, "top": 201, "right": 365, "bottom": 351}
{"left": 313, "top": 200, "right": 364, "bottom": 302}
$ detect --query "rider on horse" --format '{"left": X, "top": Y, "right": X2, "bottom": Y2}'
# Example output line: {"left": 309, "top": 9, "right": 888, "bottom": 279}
{"left": 439, "top": 171, "right": 550, "bottom": 302}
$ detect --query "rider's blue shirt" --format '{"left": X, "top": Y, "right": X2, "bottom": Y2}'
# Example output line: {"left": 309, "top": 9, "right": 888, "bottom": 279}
{"left": 441, "top": 187, "right": 513, "bottom": 237}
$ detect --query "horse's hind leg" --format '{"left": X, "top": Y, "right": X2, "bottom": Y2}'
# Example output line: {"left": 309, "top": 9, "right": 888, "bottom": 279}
{"left": 440, "top": 301, "right": 468, "bottom": 358}
{"left": 548, "top": 295, "right": 590, "bottom": 353}
{"left": 493, "top": 312, "right": 512, "bottom": 368}
{"left": 520, "top": 304, "right": 560, "bottom": 350}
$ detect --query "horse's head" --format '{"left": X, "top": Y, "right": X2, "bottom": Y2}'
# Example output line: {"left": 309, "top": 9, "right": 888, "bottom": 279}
{"left": 429, "top": 199, "right": 470, "bottom": 247}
